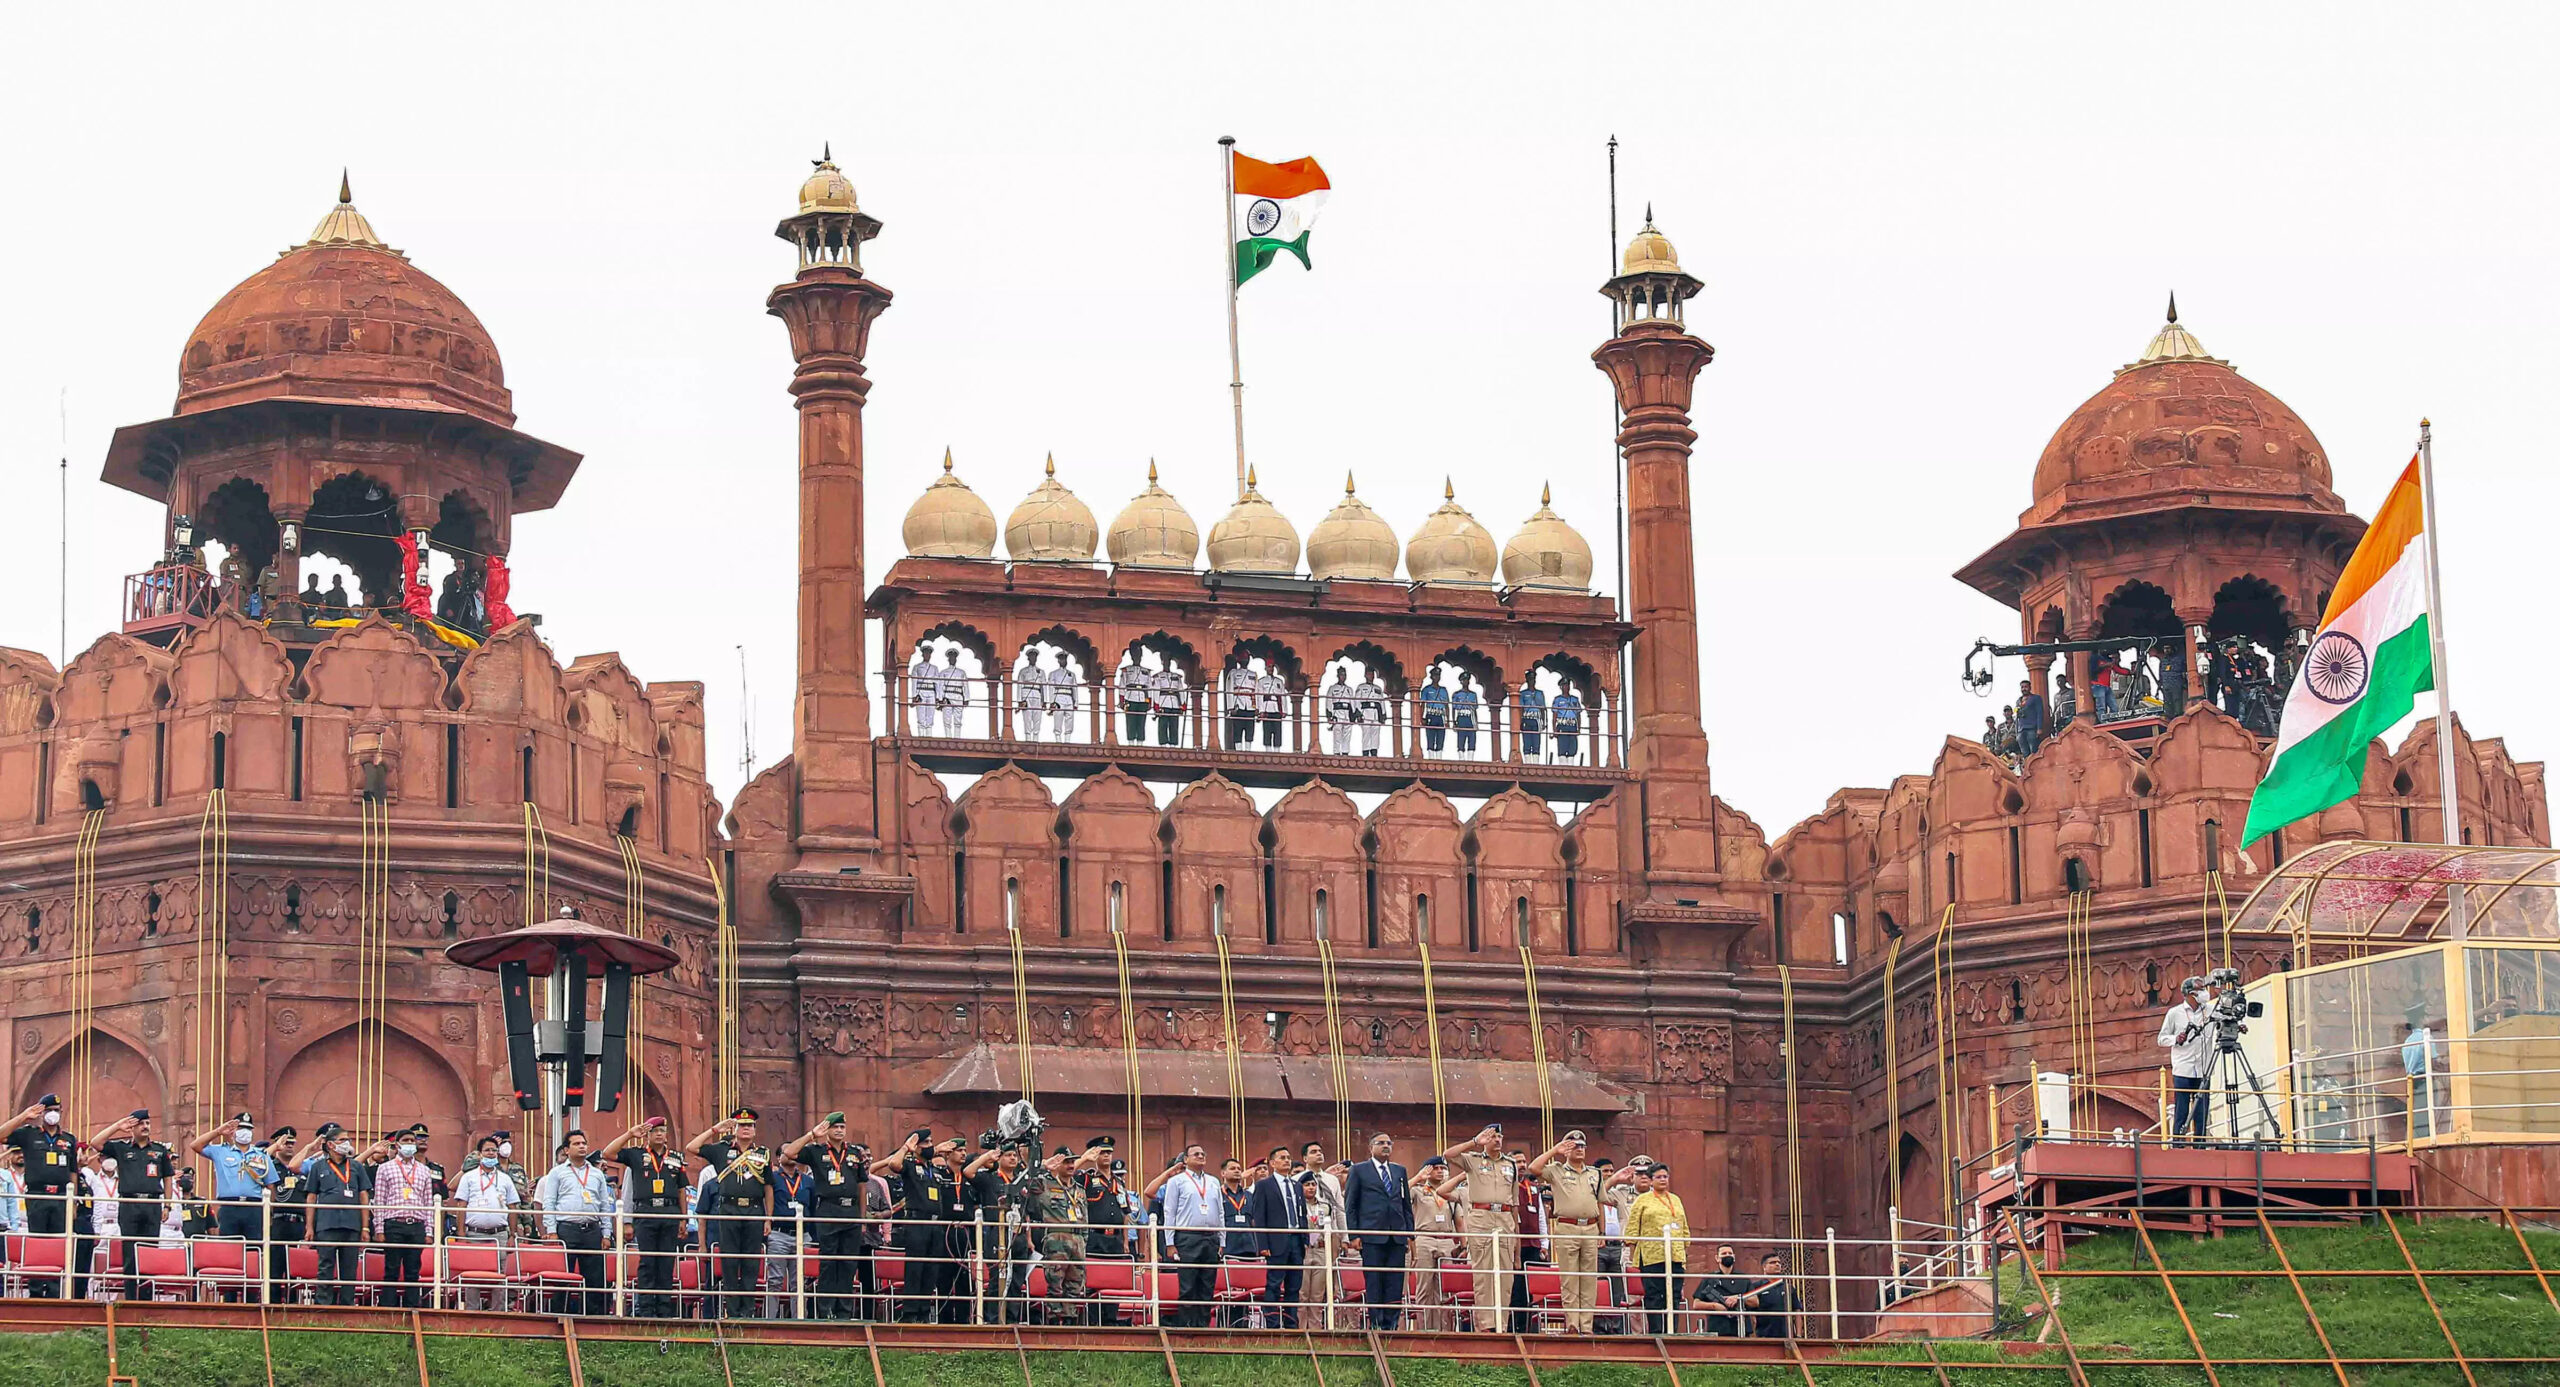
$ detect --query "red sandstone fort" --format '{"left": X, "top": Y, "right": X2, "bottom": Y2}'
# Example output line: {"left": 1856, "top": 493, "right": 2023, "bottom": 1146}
{"left": 0, "top": 159, "right": 2546, "bottom": 1269}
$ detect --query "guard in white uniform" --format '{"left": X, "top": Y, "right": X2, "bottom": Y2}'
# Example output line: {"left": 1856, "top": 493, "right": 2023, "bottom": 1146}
{"left": 1225, "top": 665, "right": 1258, "bottom": 749}
{"left": 1117, "top": 662, "right": 1153, "bottom": 743}
{"left": 1045, "top": 652, "right": 1079, "bottom": 740}
{"left": 908, "top": 653, "right": 938, "bottom": 736}
{"left": 1324, "top": 667, "right": 1357, "bottom": 754}
{"left": 1014, "top": 660, "right": 1047, "bottom": 740}
{"left": 935, "top": 649, "right": 970, "bottom": 737}
{"left": 1355, "top": 677, "right": 1386, "bottom": 756}
{"left": 1257, "top": 669, "right": 1286, "bottom": 749}
{"left": 1149, "top": 664, "right": 1187, "bottom": 746}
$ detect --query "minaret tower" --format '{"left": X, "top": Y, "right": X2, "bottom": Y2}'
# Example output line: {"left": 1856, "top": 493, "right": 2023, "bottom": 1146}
{"left": 768, "top": 148, "right": 893, "bottom": 855}
{"left": 1593, "top": 212, "right": 1721, "bottom": 899}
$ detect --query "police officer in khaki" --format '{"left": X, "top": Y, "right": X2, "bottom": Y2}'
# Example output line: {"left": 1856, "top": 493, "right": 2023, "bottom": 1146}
{"left": 1527, "top": 1129, "right": 1605, "bottom": 1333}
{"left": 1406, "top": 1156, "right": 1462, "bottom": 1330}
{"left": 1437, "top": 1124, "right": 1520, "bottom": 1330}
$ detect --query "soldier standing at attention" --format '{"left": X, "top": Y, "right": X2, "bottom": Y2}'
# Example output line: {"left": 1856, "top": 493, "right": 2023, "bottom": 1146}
{"left": 1257, "top": 664, "right": 1287, "bottom": 748}
{"left": 1551, "top": 687, "right": 1584, "bottom": 761}
{"left": 1452, "top": 675, "right": 1482, "bottom": 755}
{"left": 909, "top": 649, "right": 939, "bottom": 736}
{"left": 1527, "top": 1130, "right": 1605, "bottom": 1333}
{"left": 1150, "top": 662, "right": 1187, "bottom": 746}
{"left": 1015, "top": 658, "right": 1047, "bottom": 740}
{"left": 1046, "top": 651, "right": 1080, "bottom": 741}
{"left": 1419, "top": 675, "right": 1451, "bottom": 755}
{"left": 93, "top": 1110, "right": 173, "bottom": 1300}
{"left": 1438, "top": 1125, "right": 1520, "bottom": 1331}
{"left": 936, "top": 648, "right": 971, "bottom": 737}
{"left": 1355, "top": 672, "right": 1387, "bottom": 756}
{"left": 603, "top": 1117, "right": 690, "bottom": 1319}
{"left": 1118, "top": 659, "right": 1154, "bottom": 743}
{"left": 1517, "top": 679, "right": 1547, "bottom": 759}
{"left": 1324, "top": 665, "right": 1357, "bottom": 754}
{"left": 1226, "top": 663, "right": 1258, "bottom": 748}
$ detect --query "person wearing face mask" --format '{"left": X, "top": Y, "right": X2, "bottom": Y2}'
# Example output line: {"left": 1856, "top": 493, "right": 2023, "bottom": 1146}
{"left": 452, "top": 1136, "right": 521, "bottom": 1248}
{"left": 481, "top": 1131, "right": 535, "bottom": 1240}
{"left": 372, "top": 1130, "right": 437, "bottom": 1307}
{"left": 193, "top": 1112, "right": 283, "bottom": 1248}
{"left": 93, "top": 1110, "right": 174, "bottom": 1300}
{"left": 694, "top": 1107, "right": 773, "bottom": 1319}
{"left": 74, "top": 1145, "right": 113, "bottom": 1301}
{"left": 259, "top": 1127, "right": 306, "bottom": 1302}
{"left": 5, "top": 1095, "right": 79, "bottom": 1297}
{"left": 1689, "top": 1243, "right": 1747, "bottom": 1336}
{"left": 300, "top": 1123, "right": 371, "bottom": 1306}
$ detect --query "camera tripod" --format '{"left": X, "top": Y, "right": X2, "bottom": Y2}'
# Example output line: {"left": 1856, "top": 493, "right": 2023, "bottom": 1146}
{"left": 2210, "top": 1029, "right": 2285, "bottom": 1145}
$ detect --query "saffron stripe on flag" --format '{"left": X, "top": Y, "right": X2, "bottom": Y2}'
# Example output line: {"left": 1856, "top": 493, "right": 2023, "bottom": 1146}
{"left": 1233, "top": 153, "right": 1330, "bottom": 199}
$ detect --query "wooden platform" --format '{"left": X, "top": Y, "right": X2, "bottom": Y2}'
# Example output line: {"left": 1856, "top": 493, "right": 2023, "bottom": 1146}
{"left": 1974, "top": 1139, "right": 2418, "bottom": 1263}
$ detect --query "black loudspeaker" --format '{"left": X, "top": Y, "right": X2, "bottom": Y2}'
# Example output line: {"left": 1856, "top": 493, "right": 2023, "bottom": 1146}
{"left": 561, "top": 950, "right": 591, "bottom": 1108}
{"left": 596, "top": 961, "right": 632, "bottom": 1113}
{"left": 500, "top": 960, "right": 540, "bottom": 1111}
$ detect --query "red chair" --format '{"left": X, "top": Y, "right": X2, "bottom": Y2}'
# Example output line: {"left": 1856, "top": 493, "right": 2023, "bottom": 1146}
{"left": 359, "top": 1249, "right": 387, "bottom": 1306}
{"left": 675, "top": 1253, "right": 706, "bottom": 1319}
{"left": 192, "top": 1239, "right": 254, "bottom": 1301}
{"left": 8, "top": 1235, "right": 67, "bottom": 1299}
{"left": 1218, "top": 1259, "right": 1268, "bottom": 1318}
{"left": 511, "top": 1243, "right": 590, "bottom": 1314}
{"left": 1026, "top": 1266, "right": 1049, "bottom": 1300}
{"left": 1436, "top": 1263, "right": 1476, "bottom": 1330}
{"left": 132, "top": 1245, "right": 192, "bottom": 1302}
{"left": 443, "top": 1243, "right": 509, "bottom": 1310}
{"left": 283, "top": 1246, "right": 320, "bottom": 1305}
{"left": 1524, "top": 1266, "right": 1563, "bottom": 1326}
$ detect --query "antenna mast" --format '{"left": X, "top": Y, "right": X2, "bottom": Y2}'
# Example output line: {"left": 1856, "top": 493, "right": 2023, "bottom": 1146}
{"left": 736, "top": 644, "right": 755, "bottom": 779}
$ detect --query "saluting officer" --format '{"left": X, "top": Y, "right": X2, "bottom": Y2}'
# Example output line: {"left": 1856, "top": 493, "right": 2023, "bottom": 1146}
{"left": 1419, "top": 677, "right": 1451, "bottom": 755}
{"left": 6, "top": 1095, "right": 79, "bottom": 1297}
{"left": 782, "top": 1112, "right": 868, "bottom": 1321}
{"left": 1324, "top": 665, "right": 1357, "bottom": 755}
{"left": 1149, "top": 662, "right": 1187, "bottom": 746}
{"left": 1527, "top": 1130, "right": 1606, "bottom": 1333}
{"left": 1117, "top": 660, "right": 1154, "bottom": 743}
{"left": 1077, "top": 1135, "right": 1128, "bottom": 1256}
{"left": 691, "top": 1108, "right": 771, "bottom": 1319}
{"left": 94, "top": 1109, "right": 174, "bottom": 1299}
{"left": 1517, "top": 680, "right": 1547, "bottom": 758}
{"left": 1031, "top": 1145, "right": 1094, "bottom": 1323}
{"left": 1355, "top": 673, "right": 1387, "bottom": 756}
{"left": 1438, "top": 1124, "right": 1522, "bottom": 1331}
{"left": 603, "top": 1116, "right": 689, "bottom": 1318}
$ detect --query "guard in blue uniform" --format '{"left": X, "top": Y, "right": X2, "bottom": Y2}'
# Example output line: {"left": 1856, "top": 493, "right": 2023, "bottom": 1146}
{"left": 1517, "top": 681, "right": 1547, "bottom": 758}
{"left": 1419, "top": 680, "right": 1451, "bottom": 754}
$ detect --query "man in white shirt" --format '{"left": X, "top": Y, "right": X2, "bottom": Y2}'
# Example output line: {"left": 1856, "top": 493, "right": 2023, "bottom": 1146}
{"left": 1149, "top": 664, "right": 1187, "bottom": 746}
{"left": 1354, "top": 676, "right": 1386, "bottom": 756}
{"left": 453, "top": 1143, "right": 520, "bottom": 1242}
{"left": 935, "top": 649, "right": 971, "bottom": 736}
{"left": 1324, "top": 666, "right": 1357, "bottom": 755}
{"left": 1117, "top": 661, "right": 1153, "bottom": 743}
{"left": 1257, "top": 668, "right": 1286, "bottom": 748}
{"left": 1014, "top": 660, "right": 1047, "bottom": 740}
{"left": 2156, "top": 976, "right": 2215, "bottom": 1145}
{"left": 908, "top": 652, "right": 939, "bottom": 736}
{"left": 1144, "top": 1144, "right": 1225, "bottom": 1327}
{"left": 1225, "top": 664, "right": 1258, "bottom": 748}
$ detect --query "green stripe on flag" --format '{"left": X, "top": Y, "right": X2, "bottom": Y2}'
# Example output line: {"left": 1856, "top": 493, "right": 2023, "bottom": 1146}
{"left": 2242, "top": 616, "right": 2435, "bottom": 847}
{"left": 1236, "top": 232, "right": 1311, "bottom": 286}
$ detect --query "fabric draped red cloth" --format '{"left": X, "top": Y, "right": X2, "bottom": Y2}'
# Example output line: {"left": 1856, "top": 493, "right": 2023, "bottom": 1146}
{"left": 397, "top": 535, "right": 434, "bottom": 619}
{"left": 484, "top": 555, "right": 516, "bottom": 631}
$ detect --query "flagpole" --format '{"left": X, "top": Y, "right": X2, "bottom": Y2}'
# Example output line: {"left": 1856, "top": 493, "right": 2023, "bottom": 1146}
{"left": 2414, "top": 418, "right": 2467, "bottom": 936}
{"left": 1220, "top": 136, "right": 1247, "bottom": 502}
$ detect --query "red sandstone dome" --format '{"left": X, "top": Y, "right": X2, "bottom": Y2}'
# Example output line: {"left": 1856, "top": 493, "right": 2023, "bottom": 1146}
{"left": 175, "top": 182, "right": 514, "bottom": 428}
{"left": 2023, "top": 306, "right": 2340, "bottom": 528}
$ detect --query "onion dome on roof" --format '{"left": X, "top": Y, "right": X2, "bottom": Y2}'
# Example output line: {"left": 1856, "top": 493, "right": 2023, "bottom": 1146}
{"left": 1620, "top": 214, "right": 1683, "bottom": 277}
{"left": 1405, "top": 478, "right": 1498, "bottom": 584}
{"left": 1305, "top": 472, "right": 1399, "bottom": 581}
{"left": 1004, "top": 454, "right": 1098, "bottom": 561}
{"left": 1206, "top": 466, "right": 1300, "bottom": 575}
{"left": 902, "top": 448, "right": 998, "bottom": 558}
{"left": 1106, "top": 460, "right": 1199, "bottom": 568}
{"left": 798, "top": 143, "right": 861, "bottom": 214}
{"left": 1499, "top": 484, "right": 1594, "bottom": 591}
{"left": 174, "top": 173, "right": 512, "bottom": 427}
{"left": 2025, "top": 296, "right": 2339, "bottom": 528}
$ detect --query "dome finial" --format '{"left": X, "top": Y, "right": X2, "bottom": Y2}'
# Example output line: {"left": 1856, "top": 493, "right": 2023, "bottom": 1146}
{"left": 1644, "top": 201, "right": 1654, "bottom": 224}
{"left": 1344, "top": 471, "right": 1357, "bottom": 495}
{"left": 820, "top": 141, "right": 833, "bottom": 165}
{"left": 1045, "top": 452, "right": 1056, "bottom": 478}
{"left": 1247, "top": 464, "right": 1259, "bottom": 490}
{"left": 941, "top": 446, "right": 954, "bottom": 475}
{"left": 1542, "top": 481, "right": 1552, "bottom": 505}
{"left": 1147, "top": 458, "right": 1159, "bottom": 483}
{"left": 338, "top": 169, "right": 352, "bottom": 205}
{"left": 2167, "top": 291, "right": 2178, "bottom": 324}
{"left": 1444, "top": 476, "right": 1455, "bottom": 501}
{"left": 303, "top": 172, "right": 392, "bottom": 253}
{"left": 2126, "top": 294, "right": 2226, "bottom": 372}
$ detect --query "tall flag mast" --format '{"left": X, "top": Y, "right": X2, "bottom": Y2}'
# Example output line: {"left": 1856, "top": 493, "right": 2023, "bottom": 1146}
{"left": 1219, "top": 138, "right": 1330, "bottom": 500}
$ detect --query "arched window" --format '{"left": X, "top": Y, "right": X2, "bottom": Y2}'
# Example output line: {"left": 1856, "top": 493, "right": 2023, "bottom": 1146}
{"left": 1313, "top": 888, "right": 1330, "bottom": 942}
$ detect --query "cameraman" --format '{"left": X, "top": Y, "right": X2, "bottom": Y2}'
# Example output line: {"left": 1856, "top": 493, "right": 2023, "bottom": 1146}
{"left": 2156, "top": 976, "right": 2214, "bottom": 1146}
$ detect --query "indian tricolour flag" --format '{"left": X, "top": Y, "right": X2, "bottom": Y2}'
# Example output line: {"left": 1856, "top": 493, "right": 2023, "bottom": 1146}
{"left": 1232, "top": 150, "right": 1329, "bottom": 286}
{"left": 2243, "top": 458, "right": 2437, "bottom": 845}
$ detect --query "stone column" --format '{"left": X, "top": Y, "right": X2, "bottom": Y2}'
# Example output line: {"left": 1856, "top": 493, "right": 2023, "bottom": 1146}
{"left": 1593, "top": 318, "right": 1718, "bottom": 891}
{"left": 767, "top": 266, "right": 894, "bottom": 854}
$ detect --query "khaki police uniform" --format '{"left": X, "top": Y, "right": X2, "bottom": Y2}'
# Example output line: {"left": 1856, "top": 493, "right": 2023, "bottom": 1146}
{"left": 1406, "top": 1174, "right": 1460, "bottom": 1331}
{"left": 1455, "top": 1151, "right": 1520, "bottom": 1329}
{"left": 1546, "top": 1162, "right": 1607, "bottom": 1333}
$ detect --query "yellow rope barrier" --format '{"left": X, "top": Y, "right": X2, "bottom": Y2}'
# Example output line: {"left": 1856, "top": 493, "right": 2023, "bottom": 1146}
{"left": 706, "top": 854, "right": 737, "bottom": 1120}
{"left": 1417, "top": 939, "right": 1449, "bottom": 1154}
{"left": 1005, "top": 910, "right": 1035, "bottom": 1105}
{"left": 1213, "top": 930, "right": 1244, "bottom": 1161}
{"left": 616, "top": 835, "right": 648, "bottom": 1123}
{"left": 70, "top": 810, "right": 105, "bottom": 1137}
{"left": 1881, "top": 933, "right": 1905, "bottom": 1222}
{"left": 1108, "top": 916, "right": 1145, "bottom": 1172}
{"left": 192, "top": 793, "right": 232, "bottom": 1142}
{"left": 1930, "top": 903, "right": 1961, "bottom": 1234}
{"left": 1517, "top": 940, "right": 1555, "bottom": 1152}
{"left": 1313, "top": 937, "right": 1352, "bottom": 1162}
{"left": 1779, "top": 963, "right": 1804, "bottom": 1279}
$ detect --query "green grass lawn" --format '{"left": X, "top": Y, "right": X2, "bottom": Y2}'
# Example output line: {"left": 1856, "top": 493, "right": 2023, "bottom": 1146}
{"left": 0, "top": 1217, "right": 2544, "bottom": 1387}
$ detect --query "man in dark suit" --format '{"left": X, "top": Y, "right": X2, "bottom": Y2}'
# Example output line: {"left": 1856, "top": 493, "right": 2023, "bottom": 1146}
{"left": 1245, "top": 1145, "right": 1311, "bottom": 1327}
{"left": 1341, "top": 1131, "right": 1414, "bottom": 1330}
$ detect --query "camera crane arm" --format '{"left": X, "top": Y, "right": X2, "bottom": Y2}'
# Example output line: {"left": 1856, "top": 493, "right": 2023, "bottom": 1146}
{"left": 1962, "top": 635, "right": 2177, "bottom": 695}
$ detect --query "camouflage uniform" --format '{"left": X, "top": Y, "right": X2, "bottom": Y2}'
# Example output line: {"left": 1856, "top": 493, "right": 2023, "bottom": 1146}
{"left": 1029, "top": 1166, "right": 1087, "bottom": 1321}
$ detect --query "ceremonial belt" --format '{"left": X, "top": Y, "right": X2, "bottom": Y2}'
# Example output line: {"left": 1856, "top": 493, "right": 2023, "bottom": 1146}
{"left": 1553, "top": 1217, "right": 1599, "bottom": 1226}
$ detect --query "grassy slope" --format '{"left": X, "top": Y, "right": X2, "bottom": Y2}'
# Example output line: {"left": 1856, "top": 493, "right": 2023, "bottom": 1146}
{"left": 0, "top": 1220, "right": 2545, "bottom": 1387}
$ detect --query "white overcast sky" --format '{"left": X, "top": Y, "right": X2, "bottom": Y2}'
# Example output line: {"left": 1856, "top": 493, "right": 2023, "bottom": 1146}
{"left": 2, "top": 4, "right": 2552, "bottom": 837}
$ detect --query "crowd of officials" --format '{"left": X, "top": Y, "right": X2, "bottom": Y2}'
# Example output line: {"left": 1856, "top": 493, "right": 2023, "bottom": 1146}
{"left": 1, "top": 1096, "right": 1802, "bottom": 1336}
